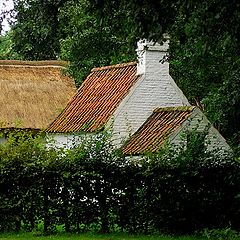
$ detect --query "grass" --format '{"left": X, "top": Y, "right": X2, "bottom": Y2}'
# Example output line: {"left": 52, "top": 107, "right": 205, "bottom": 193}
{"left": 0, "top": 232, "right": 207, "bottom": 240}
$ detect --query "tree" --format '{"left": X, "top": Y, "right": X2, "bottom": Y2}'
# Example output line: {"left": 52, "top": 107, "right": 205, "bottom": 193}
{"left": 9, "top": 0, "right": 136, "bottom": 84}
{"left": 11, "top": 0, "right": 68, "bottom": 60}
{"left": 168, "top": 0, "right": 240, "bottom": 144}
{"left": 59, "top": 0, "right": 136, "bottom": 85}
{"left": 0, "top": 31, "right": 20, "bottom": 59}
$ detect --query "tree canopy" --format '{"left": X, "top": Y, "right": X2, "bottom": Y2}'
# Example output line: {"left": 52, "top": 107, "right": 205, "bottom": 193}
{"left": 0, "top": 0, "right": 240, "bottom": 145}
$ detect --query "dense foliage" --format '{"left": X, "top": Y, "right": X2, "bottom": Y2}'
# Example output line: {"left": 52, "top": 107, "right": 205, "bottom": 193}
{"left": 168, "top": 0, "right": 240, "bottom": 145}
{"left": 10, "top": 0, "right": 64, "bottom": 60}
{"left": 59, "top": 0, "right": 136, "bottom": 84}
{"left": 0, "top": 131, "right": 239, "bottom": 234}
{"left": 0, "top": 31, "right": 20, "bottom": 59}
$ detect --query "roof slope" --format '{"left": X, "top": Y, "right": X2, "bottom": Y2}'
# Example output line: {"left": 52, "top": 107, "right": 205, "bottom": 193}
{"left": 123, "top": 106, "right": 195, "bottom": 155}
{"left": 47, "top": 62, "right": 140, "bottom": 133}
{"left": 0, "top": 60, "right": 76, "bottom": 130}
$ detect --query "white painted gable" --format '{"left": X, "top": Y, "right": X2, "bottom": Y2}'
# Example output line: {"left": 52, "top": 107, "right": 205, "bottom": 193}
{"left": 169, "top": 108, "right": 230, "bottom": 153}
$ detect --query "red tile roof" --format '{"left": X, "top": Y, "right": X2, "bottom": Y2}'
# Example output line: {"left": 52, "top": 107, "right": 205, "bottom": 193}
{"left": 123, "top": 106, "right": 195, "bottom": 155}
{"left": 47, "top": 62, "right": 140, "bottom": 133}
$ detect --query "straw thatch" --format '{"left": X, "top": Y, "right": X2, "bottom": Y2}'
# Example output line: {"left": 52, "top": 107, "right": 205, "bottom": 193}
{"left": 0, "top": 60, "right": 77, "bottom": 130}
{"left": 0, "top": 60, "right": 69, "bottom": 67}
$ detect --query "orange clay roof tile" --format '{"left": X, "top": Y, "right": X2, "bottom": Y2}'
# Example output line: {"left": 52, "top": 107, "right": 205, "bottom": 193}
{"left": 47, "top": 62, "right": 140, "bottom": 133}
{"left": 123, "top": 106, "right": 195, "bottom": 155}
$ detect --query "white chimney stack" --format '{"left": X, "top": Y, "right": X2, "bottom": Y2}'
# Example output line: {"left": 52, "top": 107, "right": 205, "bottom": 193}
{"left": 136, "top": 38, "right": 170, "bottom": 76}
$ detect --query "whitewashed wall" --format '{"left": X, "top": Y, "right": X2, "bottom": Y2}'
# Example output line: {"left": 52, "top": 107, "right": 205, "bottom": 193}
{"left": 0, "top": 136, "right": 6, "bottom": 144}
{"left": 47, "top": 133, "right": 81, "bottom": 149}
{"left": 47, "top": 132, "right": 106, "bottom": 150}
{"left": 169, "top": 108, "right": 230, "bottom": 153}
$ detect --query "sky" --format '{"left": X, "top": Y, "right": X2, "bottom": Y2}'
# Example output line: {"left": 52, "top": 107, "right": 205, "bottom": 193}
{"left": 0, "top": 0, "right": 14, "bottom": 34}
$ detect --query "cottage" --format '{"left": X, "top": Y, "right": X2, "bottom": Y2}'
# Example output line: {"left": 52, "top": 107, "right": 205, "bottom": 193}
{"left": 0, "top": 60, "right": 76, "bottom": 142}
{"left": 46, "top": 40, "right": 229, "bottom": 153}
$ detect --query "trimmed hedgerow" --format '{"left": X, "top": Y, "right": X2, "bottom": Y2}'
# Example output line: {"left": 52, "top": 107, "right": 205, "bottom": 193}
{"left": 0, "top": 130, "right": 239, "bottom": 234}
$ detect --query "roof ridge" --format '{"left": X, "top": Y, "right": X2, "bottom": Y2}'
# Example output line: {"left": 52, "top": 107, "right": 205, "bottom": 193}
{"left": 153, "top": 106, "right": 195, "bottom": 113}
{"left": 91, "top": 62, "right": 137, "bottom": 72}
{"left": 0, "top": 60, "right": 68, "bottom": 67}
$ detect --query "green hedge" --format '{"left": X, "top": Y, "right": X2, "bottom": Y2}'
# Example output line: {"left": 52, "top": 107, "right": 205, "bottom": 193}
{"left": 0, "top": 131, "right": 239, "bottom": 234}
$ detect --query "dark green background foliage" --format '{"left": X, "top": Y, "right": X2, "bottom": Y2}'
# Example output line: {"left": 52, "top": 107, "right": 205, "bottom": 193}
{"left": 168, "top": 0, "right": 240, "bottom": 145}
{"left": 11, "top": 0, "right": 65, "bottom": 60}
{"left": 0, "top": 31, "right": 20, "bottom": 59}
{"left": 58, "top": 0, "right": 136, "bottom": 86}
{"left": 0, "top": 131, "right": 240, "bottom": 234}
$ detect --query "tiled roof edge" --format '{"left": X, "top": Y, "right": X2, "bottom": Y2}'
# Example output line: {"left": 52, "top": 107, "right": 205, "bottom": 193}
{"left": 153, "top": 106, "right": 195, "bottom": 113}
{"left": 91, "top": 62, "right": 137, "bottom": 72}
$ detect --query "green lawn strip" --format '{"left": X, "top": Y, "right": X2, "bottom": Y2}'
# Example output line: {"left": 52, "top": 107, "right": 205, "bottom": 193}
{"left": 0, "top": 232, "right": 206, "bottom": 240}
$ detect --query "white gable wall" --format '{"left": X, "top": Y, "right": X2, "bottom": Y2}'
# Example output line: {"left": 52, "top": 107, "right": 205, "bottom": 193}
{"left": 169, "top": 108, "right": 230, "bottom": 153}
{"left": 0, "top": 136, "right": 6, "bottom": 144}
{"left": 47, "top": 133, "right": 77, "bottom": 149}
{"left": 111, "top": 40, "right": 190, "bottom": 146}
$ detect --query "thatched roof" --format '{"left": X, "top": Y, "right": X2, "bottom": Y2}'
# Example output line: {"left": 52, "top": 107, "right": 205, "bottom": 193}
{"left": 0, "top": 60, "right": 77, "bottom": 130}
